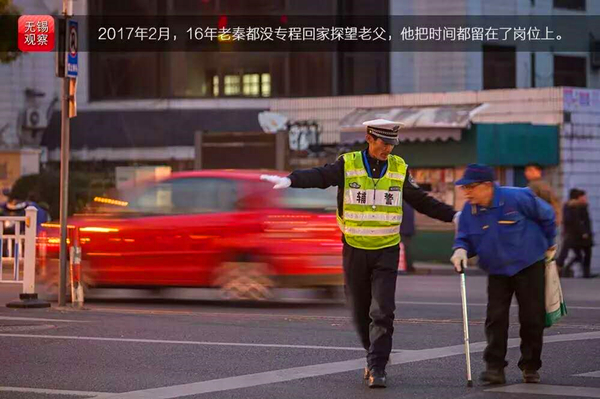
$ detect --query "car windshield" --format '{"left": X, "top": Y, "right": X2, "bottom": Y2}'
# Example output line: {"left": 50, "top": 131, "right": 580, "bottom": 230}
{"left": 279, "top": 187, "right": 337, "bottom": 212}
{"left": 84, "top": 178, "right": 336, "bottom": 215}
{"left": 85, "top": 178, "right": 238, "bottom": 215}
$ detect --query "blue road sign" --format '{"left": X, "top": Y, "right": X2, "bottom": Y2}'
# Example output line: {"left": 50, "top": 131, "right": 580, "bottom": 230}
{"left": 66, "top": 19, "right": 78, "bottom": 78}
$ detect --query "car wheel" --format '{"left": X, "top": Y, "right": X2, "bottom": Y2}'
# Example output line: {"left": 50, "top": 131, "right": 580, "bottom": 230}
{"left": 214, "top": 259, "right": 275, "bottom": 301}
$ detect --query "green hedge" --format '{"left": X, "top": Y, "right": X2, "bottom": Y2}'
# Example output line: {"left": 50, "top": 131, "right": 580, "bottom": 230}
{"left": 9, "top": 171, "right": 113, "bottom": 220}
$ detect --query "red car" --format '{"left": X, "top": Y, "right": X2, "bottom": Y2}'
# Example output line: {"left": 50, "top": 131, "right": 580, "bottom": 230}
{"left": 38, "top": 170, "right": 343, "bottom": 300}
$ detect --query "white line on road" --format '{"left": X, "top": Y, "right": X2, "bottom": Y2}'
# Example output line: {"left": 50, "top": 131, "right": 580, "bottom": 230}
{"left": 0, "top": 386, "right": 112, "bottom": 397}
{"left": 0, "top": 315, "right": 86, "bottom": 323}
{"left": 95, "top": 331, "right": 600, "bottom": 399}
{"left": 577, "top": 371, "right": 600, "bottom": 378}
{"left": 487, "top": 383, "right": 600, "bottom": 398}
{"left": 0, "top": 333, "right": 406, "bottom": 352}
{"left": 396, "top": 301, "right": 489, "bottom": 307}
{"left": 84, "top": 306, "right": 467, "bottom": 324}
{"left": 396, "top": 301, "right": 600, "bottom": 310}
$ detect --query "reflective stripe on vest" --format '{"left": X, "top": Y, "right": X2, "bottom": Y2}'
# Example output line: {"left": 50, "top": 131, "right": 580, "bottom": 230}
{"left": 387, "top": 172, "right": 405, "bottom": 180}
{"left": 343, "top": 211, "right": 403, "bottom": 223}
{"left": 345, "top": 169, "right": 368, "bottom": 178}
{"left": 342, "top": 225, "right": 401, "bottom": 236}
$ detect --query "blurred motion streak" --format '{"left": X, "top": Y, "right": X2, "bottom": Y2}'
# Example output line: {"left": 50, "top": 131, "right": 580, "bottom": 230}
{"left": 93, "top": 197, "right": 129, "bottom": 207}
{"left": 37, "top": 170, "right": 343, "bottom": 301}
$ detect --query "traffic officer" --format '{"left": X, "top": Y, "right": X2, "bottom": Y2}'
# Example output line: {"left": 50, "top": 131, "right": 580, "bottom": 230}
{"left": 451, "top": 164, "right": 556, "bottom": 385}
{"left": 261, "top": 119, "right": 458, "bottom": 388}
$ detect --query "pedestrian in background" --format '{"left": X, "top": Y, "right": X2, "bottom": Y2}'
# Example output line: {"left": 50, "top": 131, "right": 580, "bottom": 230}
{"left": 261, "top": 119, "right": 458, "bottom": 388}
{"left": 451, "top": 164, "right": 556, "bottom": 385}
{"left": 0, "top": 188, "right": 49, "bottom": 233}
{"left": 557, "top": 189, "right": 595, "bottom": 278}
{"left": 400, "top": 201, "right": 416, "bottom": 273}
{"left": 524, "top": 163, "right": 561, "bottom": 226}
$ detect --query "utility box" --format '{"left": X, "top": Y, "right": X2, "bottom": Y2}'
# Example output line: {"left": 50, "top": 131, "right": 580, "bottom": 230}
{"left": 115, "top": 166, "right": 171, "bottom": 190}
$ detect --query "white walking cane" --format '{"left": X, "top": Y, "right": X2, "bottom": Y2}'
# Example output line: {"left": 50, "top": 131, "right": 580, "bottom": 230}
{"left": 459, "top": 260, "right": 473, "bottom": 387}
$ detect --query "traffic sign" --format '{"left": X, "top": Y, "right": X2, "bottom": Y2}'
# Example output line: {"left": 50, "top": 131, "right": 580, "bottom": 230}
{"left": 66, "top": 19, "right": 78, "bottom": 78}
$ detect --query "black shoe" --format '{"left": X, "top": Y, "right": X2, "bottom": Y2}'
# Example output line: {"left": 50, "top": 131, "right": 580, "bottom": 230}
{"left": 479, "top": 368, "right": 506, "bottom": 385}
{"left": 522, "top": 369, "right": 540, "bottom": 383}
{"left": 368, "top": 369, "right": 387, "bottom": 388}
{"left": 364, "top": 358, "right": 391, "bottom": 379}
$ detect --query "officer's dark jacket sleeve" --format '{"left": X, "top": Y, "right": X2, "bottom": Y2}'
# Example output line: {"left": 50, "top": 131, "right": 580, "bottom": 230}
{"left": 403, "top": 168, "right": 456, "bottom": 222}
{"left": 287, "top": 157, "right": 345, "bottom": 189}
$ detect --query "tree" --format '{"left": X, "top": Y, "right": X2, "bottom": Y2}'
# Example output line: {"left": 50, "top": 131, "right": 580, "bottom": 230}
{"left": 8, "top": 171, "right": 110, "bottom": 220}
{"left": 0, "top": 0, "right": 21, "bottom": 64}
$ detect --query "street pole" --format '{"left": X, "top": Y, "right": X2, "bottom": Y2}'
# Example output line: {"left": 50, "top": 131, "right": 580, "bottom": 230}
{"left": 58, "top": 0, "right": 72, "bottom": 307}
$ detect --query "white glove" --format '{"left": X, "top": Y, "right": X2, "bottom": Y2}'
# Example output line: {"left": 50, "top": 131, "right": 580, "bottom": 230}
{"left": 450, "top": 248, "right": 468, "bottom": 273}
{"left": 260, "top": 175, "right": 291, "bottom": 189}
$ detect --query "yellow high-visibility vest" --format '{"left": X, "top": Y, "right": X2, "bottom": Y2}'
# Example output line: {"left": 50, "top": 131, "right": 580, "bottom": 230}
{"left": 337, "top": 151, "right": 407, "bottom": 250}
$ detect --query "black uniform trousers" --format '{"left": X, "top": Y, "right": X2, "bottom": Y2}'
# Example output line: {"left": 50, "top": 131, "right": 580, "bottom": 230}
{"left": 484, "top": 260, "right": 546, "bottom": 371}
{"left": 342, "top": 242, "right": 399, "bottom": 371}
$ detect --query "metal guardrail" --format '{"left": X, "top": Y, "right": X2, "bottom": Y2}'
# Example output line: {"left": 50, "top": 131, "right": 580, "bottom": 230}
{"left": 0, "top": 226, "right": 25, "bottom": 283}
{"left": 1, "top": 207, "right": 49, "bottom": 308}
{"left": 0, "top": 210, "right": 33, "bottom": 288}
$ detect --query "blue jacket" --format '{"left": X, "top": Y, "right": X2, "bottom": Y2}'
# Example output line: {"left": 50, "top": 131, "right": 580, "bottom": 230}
{"left": 453, "top": 185, "right": 556, "bottom": 276}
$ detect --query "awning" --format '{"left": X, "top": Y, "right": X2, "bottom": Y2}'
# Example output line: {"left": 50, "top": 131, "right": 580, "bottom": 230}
{"left": 339, "top": 104, "right": 488, "bottom": 144}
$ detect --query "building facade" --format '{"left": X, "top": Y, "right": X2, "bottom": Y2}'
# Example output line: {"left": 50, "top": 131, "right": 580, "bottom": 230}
{"left": 0, "top": 0, "right": 60, "bottom": 201}
{"left": 391, "top": 0, "right": 600, "bottom": 96}
{"left": 59, "top": 0, "right": 600, "bottom": 146}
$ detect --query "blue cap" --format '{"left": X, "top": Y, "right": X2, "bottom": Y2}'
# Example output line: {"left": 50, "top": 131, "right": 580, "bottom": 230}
{"left": 455, "top": 164, "right": 495, "bottom": 186}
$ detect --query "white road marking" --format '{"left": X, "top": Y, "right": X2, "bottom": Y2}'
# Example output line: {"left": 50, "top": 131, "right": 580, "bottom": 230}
{"left": 0, "top": 315, "right": 86, "bottom": 323}
{"left": 396, "top": 301, "right": 600, "bottom": 310}
{"left": 80, "top": 307, "right": 468, "bottom": 324}
{"left": 397, "top": 301, "right": 490, "bottom": 307}
{"left": 0, "top": 333, "right": 405, "bottom": 352}
{"left": 94, "top": 331, "right": 600, "bottom": 399}
{"left": 0, "top": 316, "right": 88, "bottom": 323}
{"left": 487, "top": 383, "right": 600, "bottom": 398}
{"left": 0, "top": 386, "right": 112, "bottom": 397}
{"left": 96, "top": 358, "right": 371, "bottom": 399}
{"left": 576, "top": 371, "right": 600, "bottom": 378}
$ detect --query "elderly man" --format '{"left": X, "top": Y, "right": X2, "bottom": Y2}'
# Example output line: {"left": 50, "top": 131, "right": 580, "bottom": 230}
{"left": 451, "top": 164, "right": 556, "bottom": 385}
{"left": 261, "top": 120, "right": 458, "bottom": 388}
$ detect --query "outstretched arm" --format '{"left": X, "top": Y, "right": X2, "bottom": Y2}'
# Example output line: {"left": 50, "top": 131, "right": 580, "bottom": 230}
{"left": 287, "top": 157, "right": 345, "bottom": 189}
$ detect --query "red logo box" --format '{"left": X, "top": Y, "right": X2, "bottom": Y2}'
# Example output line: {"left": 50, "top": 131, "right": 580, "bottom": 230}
{"left": 18, "top": 15, "right": 55, "bottom": 52}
